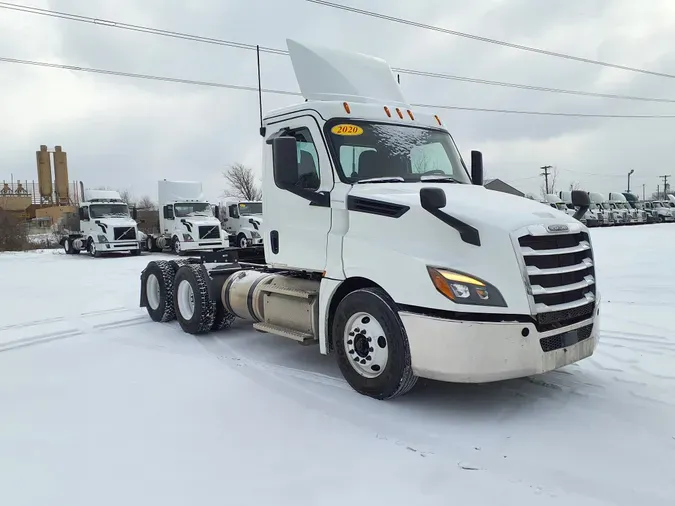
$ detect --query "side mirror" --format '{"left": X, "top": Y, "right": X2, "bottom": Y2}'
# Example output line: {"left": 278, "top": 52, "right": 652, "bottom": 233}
{"left": 420, "top": 187, "right": 447, "bottom": 210}
{"left": 471, "top": 150, "right": 483, "bottom": 186}
{"left": 214, "top": 205, "right": 220, "bottom": 219}
{"left": 272, "top": 136, "right": 299, "bottom": 188}
{"left": 132, "top": 207, "right": 138, "bottom": 220}
{"left": 571, "top": 190, "right": 590, "bottom": 221}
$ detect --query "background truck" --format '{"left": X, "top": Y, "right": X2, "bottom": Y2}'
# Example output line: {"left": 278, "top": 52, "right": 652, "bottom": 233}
{"left": 220, "top": 199, "right": 264, "bottom": 248}
{"left": 145, "top": 180, "right": 228, "bottom": 254}
{"left": 560, "top": 190, "right": 600, "bottom": 227}
{"left": 609, "top": 192, "right": 642, "bottom": 224}
{"left": 61, "top": 189, "right": 141, "bottom": 257}
{"left": 139, "top": 39, "right": 600, "bottom": 400}
{"left": 546, "top": 193, "right": 586, "bottom": 224}
{"left": 588, "top": 192, "right": 616, "bottom": 226}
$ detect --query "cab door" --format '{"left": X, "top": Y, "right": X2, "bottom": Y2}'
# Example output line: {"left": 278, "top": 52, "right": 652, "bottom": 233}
{"left": 262, "top": 114, "right": 333, "bottom": 272}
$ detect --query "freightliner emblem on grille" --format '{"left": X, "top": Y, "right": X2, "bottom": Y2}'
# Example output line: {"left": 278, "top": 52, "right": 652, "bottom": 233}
{"left": 547, "top": 224, "right": 569, "bottom": 233}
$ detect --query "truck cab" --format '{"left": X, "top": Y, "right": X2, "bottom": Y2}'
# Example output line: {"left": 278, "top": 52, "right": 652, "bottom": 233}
{"left": 146, "top": 180, "right": 228, "bottom": 254}
{"left": 588, "top": 192, "right": 616, "bottom": 226}
{"left": 643, "top": 200, "right": 674, "bottom": 223}
{"left": 62, "top": 190, "right": 140, "bottom": 257}
{"left": 608, "top": 192, "right": 634, "bottom": 224}
{"left": 221, "top": 200, "right": 264, "bottom": 248}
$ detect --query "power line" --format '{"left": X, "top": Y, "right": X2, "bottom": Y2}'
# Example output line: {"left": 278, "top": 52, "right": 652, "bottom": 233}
{"left": 304, "top": 0, "right": 675, "bottom": 81}
{"left": 5, "top": 56, "right": 675, "bottom": 119}
{"left": 3, "top": 2, "right": 675, "bottom": 105}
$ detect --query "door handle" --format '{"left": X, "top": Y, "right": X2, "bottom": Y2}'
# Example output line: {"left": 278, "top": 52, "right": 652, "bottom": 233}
{"left": 270, "top": 230, "right": 279, "bottom": 254}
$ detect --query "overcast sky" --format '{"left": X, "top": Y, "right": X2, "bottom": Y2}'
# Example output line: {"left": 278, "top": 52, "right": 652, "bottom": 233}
{"left": 1, "top": 0, "right": 675, "bottom": 202}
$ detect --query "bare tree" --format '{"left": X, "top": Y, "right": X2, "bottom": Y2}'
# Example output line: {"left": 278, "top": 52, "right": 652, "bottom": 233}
{"left": 540, "top": 167, "right": 559, "bottom": 198}
{"left": 137, "top": 195, "right": 157, "bottom": 210}
{"left": 223, "top": 163, "right": 262, "bottom": 201}
{"left": 569, "top": 181, "right": 581, "bottom": 191}
{"left": 117, "top": 189, "right": 135, "bottom": 206}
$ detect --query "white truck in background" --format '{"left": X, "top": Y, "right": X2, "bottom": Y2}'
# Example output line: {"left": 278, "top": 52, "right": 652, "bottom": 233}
{"left": 609, "top": 192, "right": 642, "bottom": 224}
{"left": 560, "top": 190, "right": 600, "bottom": 227}
{"left": 61, "top": 189, "right": 141, "bottom": 257}
{"left": 588, "top": 192, "right": 616, "bottom": 226}
{"left": 220, "top": 200, "right": 264, "bottom": 248}
{"left": 545, "top": 193, "right": 587, "bottom": 224}
{"left": 139, "top": 39, "right": 600, "bottom": 400}
{"left": 643, "top": 200, "right": 675, "bottom": 222}
{"left": 145, "top": 180, "right": 228, "bottom": 254}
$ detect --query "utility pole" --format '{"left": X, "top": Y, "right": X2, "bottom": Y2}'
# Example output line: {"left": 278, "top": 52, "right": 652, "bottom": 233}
{"left": 660, "top": 174, "right": 671, "bottom": 198}
{"left": 627, "top": 169, "right": 634, "bottom": 193}
{"left": 540, "top": 165, "right": 552, "bottom": 194}
{"left": 642, "top": 184, "right": 645, "bottom": 201}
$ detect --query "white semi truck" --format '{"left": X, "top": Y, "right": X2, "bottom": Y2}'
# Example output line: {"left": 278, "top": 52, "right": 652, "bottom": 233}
{"left": 609, "top": 192, "right": 643, "bottom": 224}
{"left": 220, "top": 199, "right": 264, "bottom": 248}
{"left": 139, "top": 40, "right": 600, "bottom": 400}
{"left": 588, "top": 192, "right": 616, "bottom": 226}
{"left": 61, "top": 189, "right": 141, "bottom": 257}
{"left": 145, "top": 180, "right": 228, "bottom": 254}
{"left": 559, "top": 190, "right": 601, "bottom": 227}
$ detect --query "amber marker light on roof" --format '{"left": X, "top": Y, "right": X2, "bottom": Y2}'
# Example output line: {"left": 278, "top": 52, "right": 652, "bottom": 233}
{"left": 343, "top": 102, "right": 351, "bottom": 114}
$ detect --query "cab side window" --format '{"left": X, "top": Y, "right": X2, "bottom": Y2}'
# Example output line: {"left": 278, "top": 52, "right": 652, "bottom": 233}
{"left": 229, "top": 204, "right": 239, "bottom": 219}
{"left": 273, "top": 127, "right": 321, "bottom": 190}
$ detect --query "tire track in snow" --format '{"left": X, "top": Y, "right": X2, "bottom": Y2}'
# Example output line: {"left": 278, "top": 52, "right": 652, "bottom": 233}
{"left": 0, "top": 308, "right": 151, "bottom": 353}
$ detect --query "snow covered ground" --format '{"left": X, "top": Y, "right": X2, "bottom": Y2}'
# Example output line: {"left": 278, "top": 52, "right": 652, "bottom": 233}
{"left": 1, "top": 225, "right": 674, "bottom": 506}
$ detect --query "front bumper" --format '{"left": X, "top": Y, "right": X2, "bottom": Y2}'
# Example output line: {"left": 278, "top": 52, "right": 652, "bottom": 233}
{"left": 96, "top": 241, "right": 140, "bottom": 251}
{"left": 400, "top": 307, "right": 600, "bottom": 383}
{"left": 181, "top": 239, "right": 227, "bottom": 251}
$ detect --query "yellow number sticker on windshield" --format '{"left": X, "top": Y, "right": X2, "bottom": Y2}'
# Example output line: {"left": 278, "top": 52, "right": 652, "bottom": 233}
{"left": 331, "top": 124, "right": 363, "bottom": 136}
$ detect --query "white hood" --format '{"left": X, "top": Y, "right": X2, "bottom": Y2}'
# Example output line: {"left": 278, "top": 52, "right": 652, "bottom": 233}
{"left": 348, "top": 183, "right": 577, "bottom": 232}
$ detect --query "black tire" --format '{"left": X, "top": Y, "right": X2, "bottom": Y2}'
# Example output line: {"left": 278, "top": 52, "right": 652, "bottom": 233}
{"left": 173, "top": 264, "right": 216, "bottom": 334}
{"left": 142, "top": 260, "right": 181, "bottom": 322}
{"left": 87, "top": 238, "right": 101, "bottom": 258}
{"left": 332, "top": 287, "right": 418, "bottom": 400}
{"left": 237, "top": 233, "right": 248, "bottom": 249}
{"left": 63, "top": 238, "right": 72, "bottom": 254}
{"left": 171, "top": 236, "right": 182, "bottom": 255}
{"left": 211, "top": 299, "right": 236, "bottom": 331}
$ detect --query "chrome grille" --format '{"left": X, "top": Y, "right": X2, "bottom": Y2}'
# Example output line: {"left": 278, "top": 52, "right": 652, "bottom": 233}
{"left": 519, "top": 231, "right": 596, "bottom": 323}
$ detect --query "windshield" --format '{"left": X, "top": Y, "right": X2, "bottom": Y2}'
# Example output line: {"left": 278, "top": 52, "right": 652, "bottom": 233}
{"left": 653, "top": 202, "right": 663, "bottom": 208}
{"left": 554, "top": 203, "right": 567, "bottom": 211}
{"left": 324, "top": 120, "right": 471, "bottom": 184}
{"left": 238, "top": 202, "right": 262, "bottom": 215}
{"left": 174, "top": 202, "right": 213, "bottom": 217}
{"left": 89, "top": 204, "right": 129, "bottom": 219}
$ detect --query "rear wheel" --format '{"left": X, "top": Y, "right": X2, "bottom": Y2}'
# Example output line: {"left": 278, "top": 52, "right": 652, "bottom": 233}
{"left": 63, "top": 239, "right": 72, "bottom": 254}
{"left": 142, "top": 260, "right": 181, "bottom": 322}
{"left": 173, "top": 264, "right": 216, "bottom": 334}
{"left": 333, "top": 287, "right": 418, "bottom": 400}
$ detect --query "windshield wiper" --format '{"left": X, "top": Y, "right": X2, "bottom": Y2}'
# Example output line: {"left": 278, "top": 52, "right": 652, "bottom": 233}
{"left": 420, "top": 175, "right": 459, "bottom": 183}
{"left": 355, "top": 177, "right": 405, "bottom": 184}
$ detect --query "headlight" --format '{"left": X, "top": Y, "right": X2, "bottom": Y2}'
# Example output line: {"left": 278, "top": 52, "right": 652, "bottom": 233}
{"left": 251, "top": 231, "right": 260, "bottom": 239}
{"left": 182, "top": 233, "right": 194, "bottom": 242}
{"left": 427, "top": 267, "right": 507, "bottom": 307}
{"left": 97, "top": 235, "right": 108, "bottom": 243}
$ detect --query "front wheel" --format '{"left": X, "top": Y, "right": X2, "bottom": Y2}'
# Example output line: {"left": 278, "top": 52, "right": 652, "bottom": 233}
{"left": 237, "top": 233, "right": 248, "bottom": 249}
{"left": 332, "top": 287, "right": 418, "bottom": 400}
{"left": 88, "top": 239, "right": 101, "bottom": 258}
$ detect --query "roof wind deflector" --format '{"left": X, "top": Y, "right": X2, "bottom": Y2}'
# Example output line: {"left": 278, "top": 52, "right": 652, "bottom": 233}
{"left": 286, "top": 38, "right": 409, "bottom": 106}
